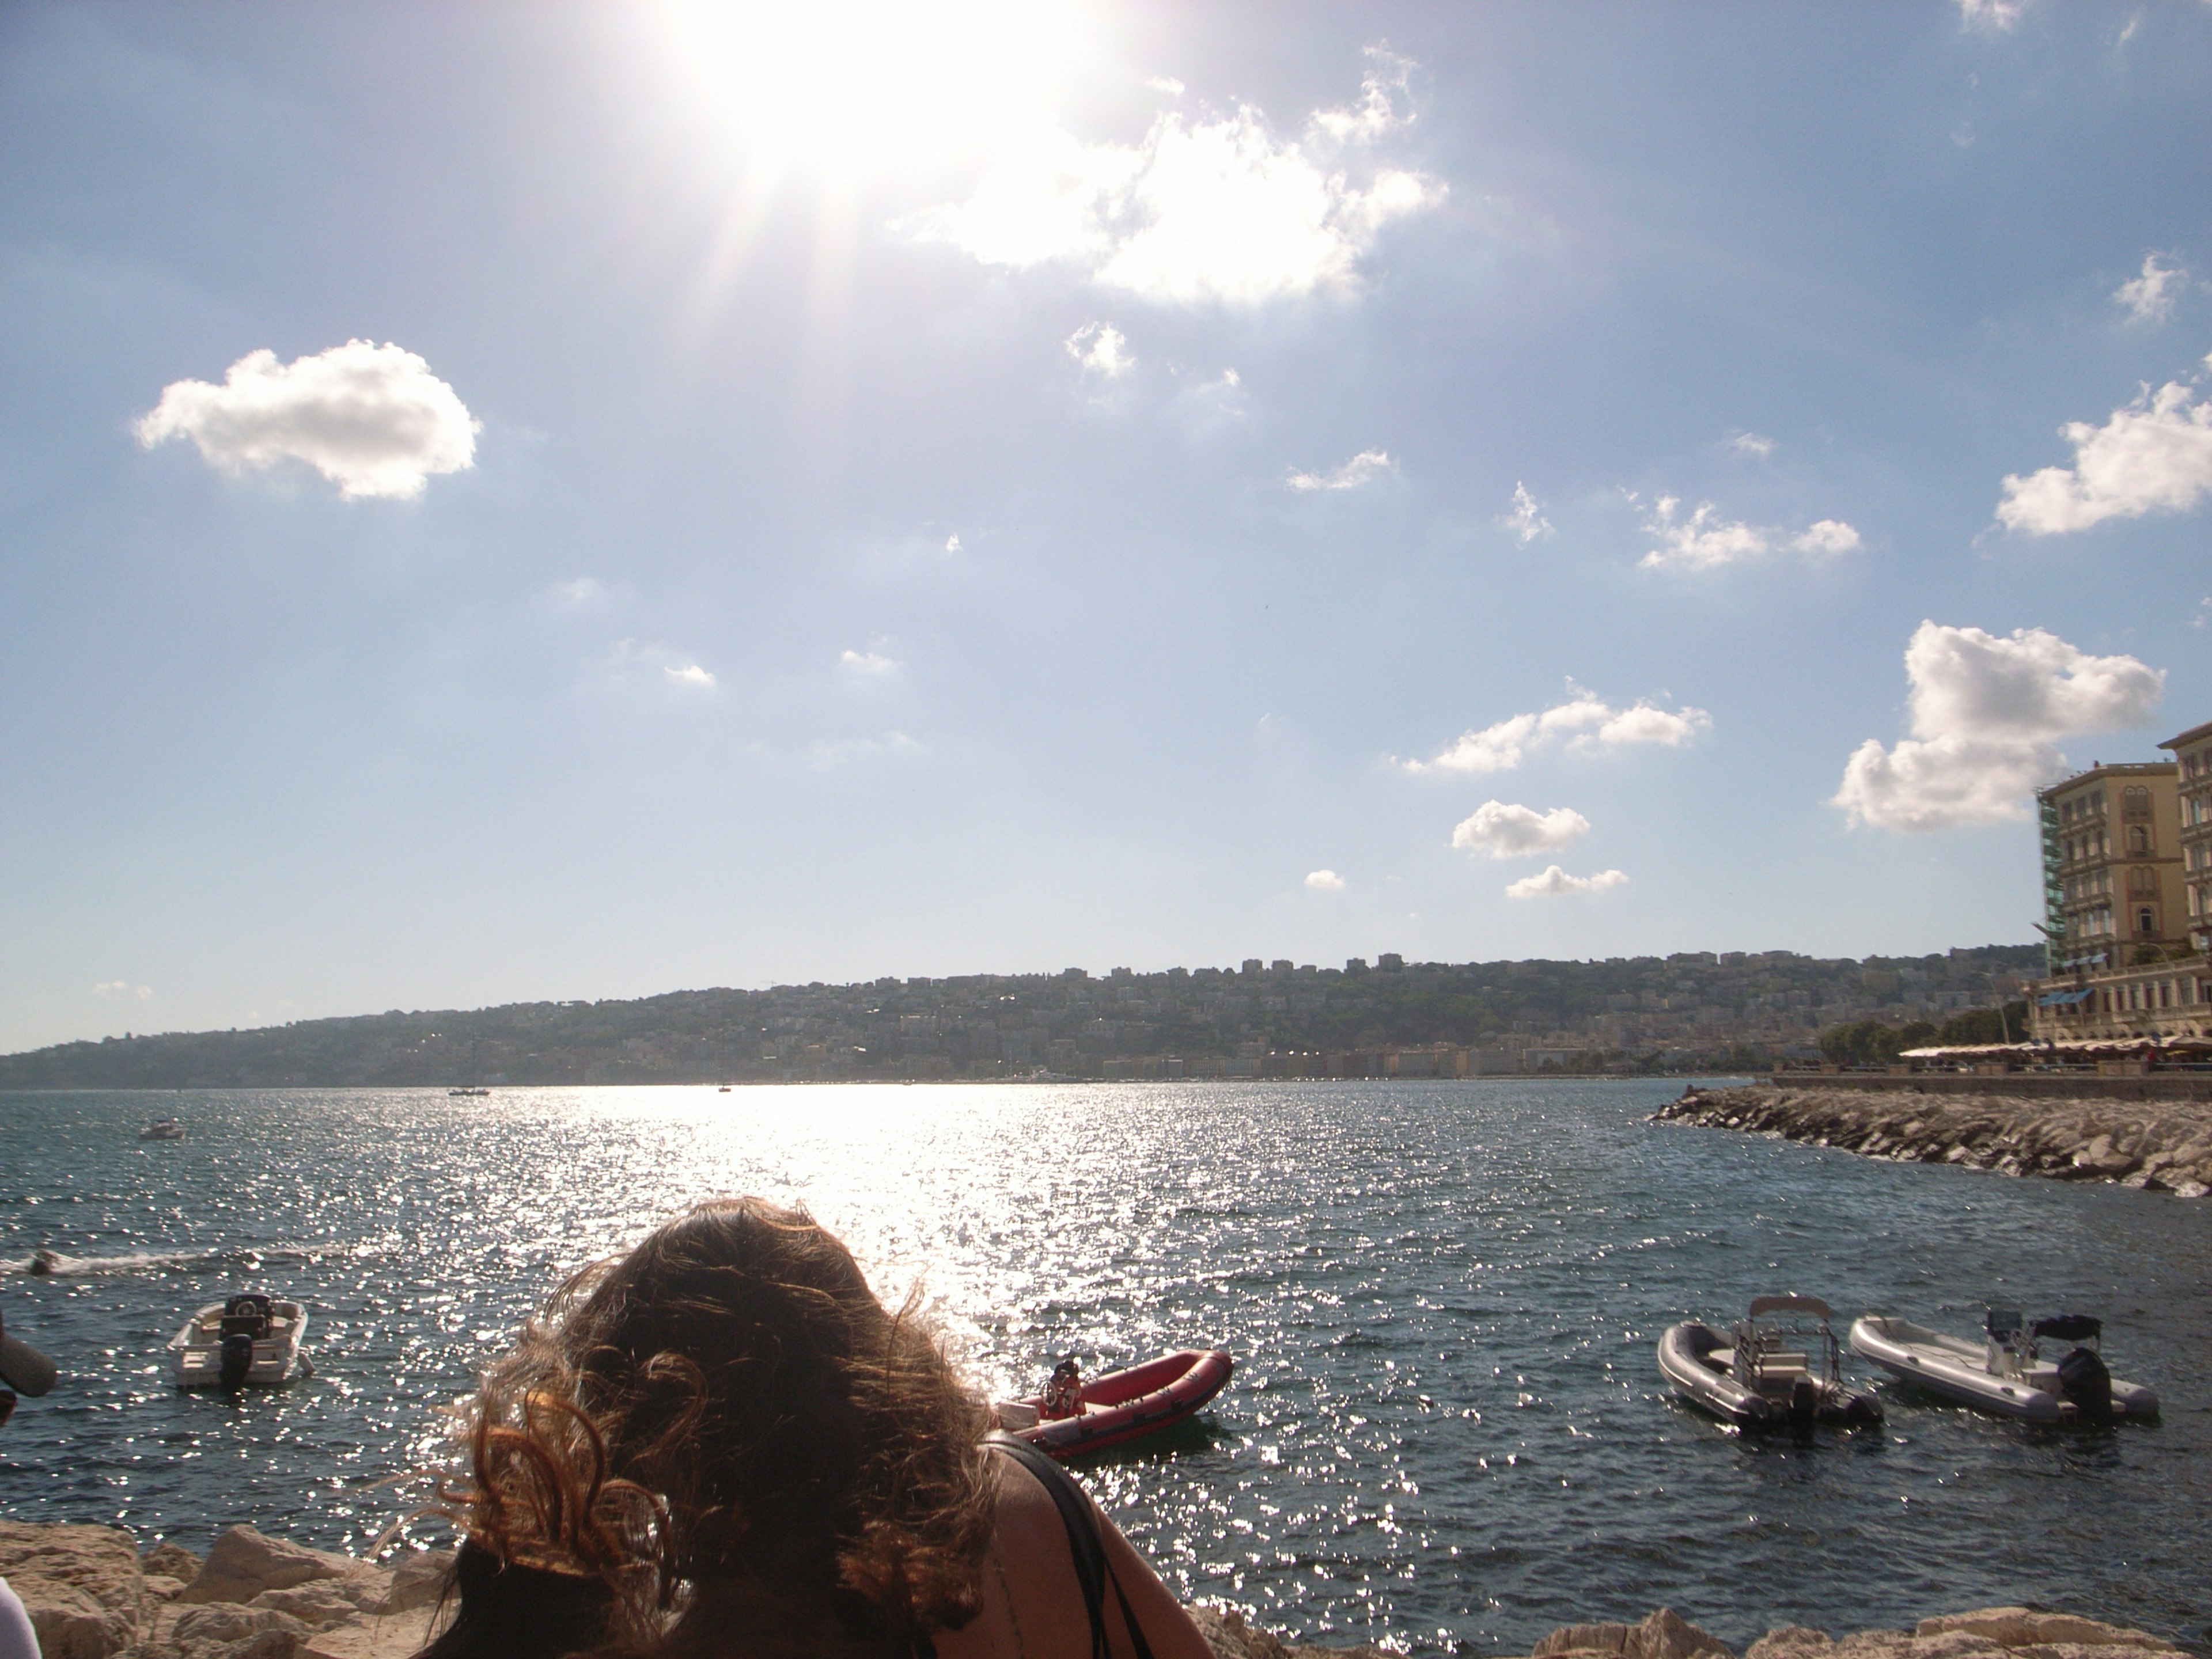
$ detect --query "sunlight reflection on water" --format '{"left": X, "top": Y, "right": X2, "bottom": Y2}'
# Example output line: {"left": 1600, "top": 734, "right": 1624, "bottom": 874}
{"left": 2, "top": 1083, "right": 2207, "bottom": 1655}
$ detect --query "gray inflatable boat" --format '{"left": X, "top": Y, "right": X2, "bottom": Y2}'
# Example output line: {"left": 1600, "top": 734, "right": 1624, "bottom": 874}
{"left": 1849, "top": 1309, "right": 2157, "bottom": 1423}
{"left": 1658, "top": 1294, "right": 1883, "bottom": 1430}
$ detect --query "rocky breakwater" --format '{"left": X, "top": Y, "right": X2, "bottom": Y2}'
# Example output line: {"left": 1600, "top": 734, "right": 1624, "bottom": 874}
{"left": 1653, "top": 1085, "right": 2212, "bottom": 1196}
{"left": 0, "top": 1521, "right": 447, "bottom": 1659}
{"left": 2, "top": 1522, "right": 2190, "bottom": 1659}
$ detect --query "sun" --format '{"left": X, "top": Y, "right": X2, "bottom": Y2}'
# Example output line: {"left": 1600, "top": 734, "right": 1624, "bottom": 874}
{"left": 658, "top": 0, "right": 1075, "bottom": 177}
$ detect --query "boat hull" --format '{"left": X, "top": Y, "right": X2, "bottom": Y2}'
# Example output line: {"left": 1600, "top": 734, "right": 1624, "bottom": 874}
{"left": 1657, "top": 1321, "right": 1880, "bottom": 1430}
{"left": 1849, "top": 1316, "right": 2157, "bottom": 1422}
{"left": 170, "top": 1300, "right": 308, "bottom": 1390}
{"left": 998, "top": 1348, "right": 1232, "bottom": 1458}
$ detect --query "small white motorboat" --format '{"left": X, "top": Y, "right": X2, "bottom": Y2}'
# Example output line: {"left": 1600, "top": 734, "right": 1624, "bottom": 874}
{"left": 139, "top": 1119, "right": 185, "bottom": 1141}
{"left": 1658, "top": 1294, "right": 1883, "bottom": 1431}
{"left": 1849, "top": 1309, "right": 2157, "bottom": 1423}
{"left": 170, "top": 1293, "right": 309, "bottom": 1390}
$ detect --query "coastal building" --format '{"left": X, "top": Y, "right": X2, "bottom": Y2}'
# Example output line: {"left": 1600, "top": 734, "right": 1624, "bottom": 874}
{"left": 2030, "top": 743, "right": 2210, "bottom": 1043}
{"left": 2160, "top": 719, "right": 2212, "bottom": 957}
{"left": 2035, "top": 762, "right": 2185, "bottom": 974}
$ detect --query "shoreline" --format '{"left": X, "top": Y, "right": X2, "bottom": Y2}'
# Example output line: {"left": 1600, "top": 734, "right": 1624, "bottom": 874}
{"left": 0, "top": 1521, "right": 2191, "bottom": 1659}
{"left": 1653, "top": 1084, "right": 2212, "bottom": 1194}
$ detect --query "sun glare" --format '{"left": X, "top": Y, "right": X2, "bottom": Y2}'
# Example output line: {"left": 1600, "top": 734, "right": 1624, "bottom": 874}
{"left": 661, "top": 0, "right": 1074, "bottom": 175}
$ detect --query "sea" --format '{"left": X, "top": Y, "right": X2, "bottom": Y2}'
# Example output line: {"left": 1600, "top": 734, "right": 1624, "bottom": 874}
{"left": 1, "top": 1082, "right": 2206, "bottom": 1656}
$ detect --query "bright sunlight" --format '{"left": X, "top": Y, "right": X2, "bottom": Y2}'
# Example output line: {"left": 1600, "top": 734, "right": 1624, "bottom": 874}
{"left": 658, "top": 0, "right": 1075, "bottom": 176}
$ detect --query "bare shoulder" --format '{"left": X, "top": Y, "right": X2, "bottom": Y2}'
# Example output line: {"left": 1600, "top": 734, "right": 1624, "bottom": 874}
{"left": 971, "top": 1450, "right": 1216, "bottom": 1659}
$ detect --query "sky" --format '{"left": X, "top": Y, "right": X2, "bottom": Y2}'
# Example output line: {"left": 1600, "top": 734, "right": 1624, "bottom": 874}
{"left": 3, "top": 1, "right": 2210, "bottom": 1053}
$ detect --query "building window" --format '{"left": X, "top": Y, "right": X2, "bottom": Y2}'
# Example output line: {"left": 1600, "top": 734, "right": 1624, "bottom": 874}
{"left": 2137, "top": 906, "right": 2156, "bottom": 935}
{"left": 2128, "top": 825, "right": 2150, "bottom": 855}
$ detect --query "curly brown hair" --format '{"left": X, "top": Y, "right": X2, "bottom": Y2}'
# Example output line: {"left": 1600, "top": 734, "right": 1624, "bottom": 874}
{"left": 425, "top": 1199, "right": 999, "bottom": 1659}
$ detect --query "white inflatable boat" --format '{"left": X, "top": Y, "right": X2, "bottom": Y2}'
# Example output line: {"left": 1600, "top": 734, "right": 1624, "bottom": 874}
{"left": 1658, "top": 1294, "right": 1883, "bottom": 1431}
{"left": 1849, "top": 1309, "right": 2156, "bottom": 1423}
{"left": 170, "top": 1293, "right": 309, "bottom": 1389}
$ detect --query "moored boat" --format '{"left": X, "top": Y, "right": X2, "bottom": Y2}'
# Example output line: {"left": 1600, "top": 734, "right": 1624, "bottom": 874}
{"left": 993, "top": 1348, "right": 1232, "bottom": 1457}
{"left": 1657, "top": 1294, "right": 1882, "bottom": 1431}
{"left": 170, "top": 1293, "right": 309, "bottom": 1389}
{"left": 1849, "top": 1309, "right": 2157, "bottom": 1423}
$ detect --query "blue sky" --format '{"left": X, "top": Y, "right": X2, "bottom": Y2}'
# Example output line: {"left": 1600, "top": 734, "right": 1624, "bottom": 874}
{"left": 4, "top": 1, "right": 2209, "bottom": 1052}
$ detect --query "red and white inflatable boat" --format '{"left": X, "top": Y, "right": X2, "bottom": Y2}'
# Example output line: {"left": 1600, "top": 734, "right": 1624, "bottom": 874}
{"left": 994, "top": 1348, "right": 1233, "bottom": 1458}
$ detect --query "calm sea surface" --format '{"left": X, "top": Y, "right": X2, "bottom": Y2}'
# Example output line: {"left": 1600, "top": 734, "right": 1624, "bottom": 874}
{"left": 2, "top": 1084, "right": 2206, "bottom": 1654}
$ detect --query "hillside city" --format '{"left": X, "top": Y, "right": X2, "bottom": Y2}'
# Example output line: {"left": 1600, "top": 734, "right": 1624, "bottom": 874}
{"left": 0, "top": 944, "right": 2040, "bottom": 1089}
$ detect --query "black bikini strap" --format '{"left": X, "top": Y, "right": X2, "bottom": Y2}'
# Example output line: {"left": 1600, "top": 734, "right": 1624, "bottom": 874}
{"left": 985, "top": 1433, "right": 1157, "bottom": 1659}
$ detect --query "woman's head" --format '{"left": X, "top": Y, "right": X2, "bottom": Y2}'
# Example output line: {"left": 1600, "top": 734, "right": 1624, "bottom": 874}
{"left": 444, "top": 1199, "right": 995, "bottom": 1659}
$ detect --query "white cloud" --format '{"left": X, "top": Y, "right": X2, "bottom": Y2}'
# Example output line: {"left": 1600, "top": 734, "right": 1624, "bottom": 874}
{"left": 1450, "top": 801, "right": 1590, "bottom": 860}
{"left": 908, "top": 52, "right": 1444, "bottom": 306}
{"left": 1728, "top": 431, "right": 1777, "bottom": 459}
{"left": 603, "top": 639, "right": 717, "bottom": 695}
{"left": 1995, "top": 368, "right": 2212, "bottom": 534}
{"left": 135, "top": 340, "right": 479, "bottom": 501}
{"left": 1505, "top": 865, "right": 1628, "bottom": 899}
{"left": 92, "top": 981, "right": 152, "bottom": 999}
{"left": 1957, "top": 0, "right": 2026, "bottom": 32}
{"left": 1638, "top": 495, "right": 1862, "bottom": 571}
{"left": 1066, "top": 321, "right": 1134, "bottom": 378}
{"left": 944, "top": 534, "right": 963, "bottom": 554}
{"left": 1147, "top": 78, "right": 1186, "bottom": 97}
{"left": 1305, "top": 869, "right": 1345, "bottom": 891}
{"left": 839, "top": 646, "right": 902, "bottom": 678}
{"left": 1501, "top": 482, "right": 1552, "bottom": 544}
{"left": 2114, "top": 254, "right": 2186, "bottom": 325}
{"left": 1406, "top": 688, "right": 1711, "bottom": 774}
{"left": 1832, "top": 620, "right": 2164, "bottom": 832}
{"left": 1287, "top": 448, "right": 1395, "bottom": 492}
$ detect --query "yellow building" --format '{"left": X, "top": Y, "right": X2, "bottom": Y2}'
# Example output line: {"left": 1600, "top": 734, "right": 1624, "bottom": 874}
{"left": 2036, "top": 762, "right": 2186, "bottom": 972}
{"left": 2160, "top": 719, "right": 2212, "bottom": 957}
{"left": 2030, "top": 748, "right": 2211, "bottom": 1043}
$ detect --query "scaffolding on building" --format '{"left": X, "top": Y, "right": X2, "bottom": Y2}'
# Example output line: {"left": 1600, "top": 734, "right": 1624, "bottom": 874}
{"left": 2039, "top": 793, "right": 2067, "bottom": 978}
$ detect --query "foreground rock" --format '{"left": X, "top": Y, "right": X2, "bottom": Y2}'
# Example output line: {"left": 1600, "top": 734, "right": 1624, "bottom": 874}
{"left": 2, "top": 1522, "right": 2184, "bottom": 1659}
{"left": 1194, "top": 1604, "right": 2182, "bottom": 1659}
{"left": 0, "top": 1524, "right": 447, "bottom": 1659}
{"left": 1654, "top": 1085, "right": 2212, "bottom": 1196}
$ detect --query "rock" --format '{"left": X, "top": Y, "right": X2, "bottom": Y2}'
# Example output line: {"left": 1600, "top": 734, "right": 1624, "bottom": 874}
{"left": 1746, "top": 1630, "right": 1831, "bottom": 1659}
{"left": 142, "top": 1546, "right": 203, "bottom": 1585}
{"left": 298, "top": 1607, "right": 442, "bottom": 1659}
{"left": 1908, "top": 1633, "right": 2005, "bottom": 1659}
{"left": 1537, "top": 1608, "right": 1734, "bottom": 1659}
{"left": 370, "top": 1551, "right": 452, "bottom": 1617}
{"left": 1915, "top": 1612, "right": 2175, "bottom": 1652}
{"left": 1186, "top": 1605, "right": 1384, "bottom": 1659}
{"left": 170, "top": 1607, "right": 312, "bottom": 1649}
{"left": 0, "top": 1520, "right": 147, "bottom": 1659}
{"left": 180, "top": 1529, "right": 376, "bottom": 1607}
{"left": 143, "top": 1580, "right": 190, "bottom": 1605}
{"left": 247, "top": 1588, "right": 363, "bottom": 1631}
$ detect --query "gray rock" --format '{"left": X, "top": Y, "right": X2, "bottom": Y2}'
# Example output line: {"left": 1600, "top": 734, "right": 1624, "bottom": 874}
{"left": 141, "top": 1547, "right": 203, "bottom": 1585}
{"left": 1537, "top": 1608, "right": 1734, "bottom": 1659}
{"left": 0, "top": 1520, "right": 147, "bottom": 1659}
{"left": 180, "top": 1529, "right": 374, "bottom": 1607}
{"left": 370, "top": 1551, "right": 452, "bottom": 1617}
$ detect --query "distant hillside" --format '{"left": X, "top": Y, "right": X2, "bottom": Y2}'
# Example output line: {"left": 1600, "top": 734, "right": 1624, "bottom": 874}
{"left": 0, "top": 945, "right": 2043, "bottom": 1088}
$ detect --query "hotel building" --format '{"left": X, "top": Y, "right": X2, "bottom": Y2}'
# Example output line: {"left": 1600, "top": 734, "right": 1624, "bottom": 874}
{"left": 2161, "top": 719, "right": 2212, "bottom": 957}
{"left": 2029, "top": 741, "right": 2209, "bottom": 1042}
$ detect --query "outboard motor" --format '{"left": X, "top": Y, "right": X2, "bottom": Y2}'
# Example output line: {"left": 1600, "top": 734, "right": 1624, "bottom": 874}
{"left": 219, "top": 1332, "right": 256, "bottom": 1389}
{"left": 2056, "top": 1344, "right": 2113, "bottom": 1423}
{"left": 1789, "top": 1377, "right": 1820, "bottom": 1435}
